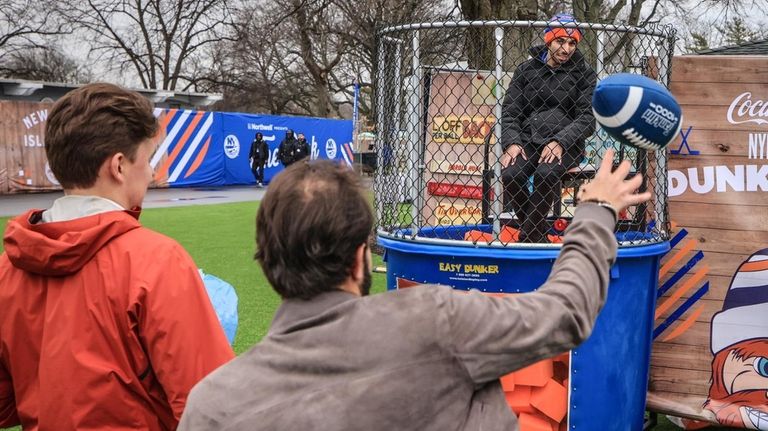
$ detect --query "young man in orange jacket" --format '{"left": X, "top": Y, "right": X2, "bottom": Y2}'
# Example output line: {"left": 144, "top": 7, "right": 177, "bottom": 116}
{"left": 0, "top": 83, "right": 234, "bottom": 430}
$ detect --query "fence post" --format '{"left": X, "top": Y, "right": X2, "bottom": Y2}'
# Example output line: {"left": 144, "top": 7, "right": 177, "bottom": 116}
{"left": 493, "top": 26, "right": 505, "bottom": 237}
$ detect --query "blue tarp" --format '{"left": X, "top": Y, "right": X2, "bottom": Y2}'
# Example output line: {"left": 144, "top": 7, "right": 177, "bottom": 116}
{"left": 199, "top": 269, "right": 239, "bottom": 345}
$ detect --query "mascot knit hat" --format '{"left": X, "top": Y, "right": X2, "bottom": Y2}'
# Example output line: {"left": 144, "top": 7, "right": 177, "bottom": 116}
{"left": 544, "top": 13, "right": 582, "bottom": 44}
{"left": 710, "top": 248, "right": 768, "bottom": 354}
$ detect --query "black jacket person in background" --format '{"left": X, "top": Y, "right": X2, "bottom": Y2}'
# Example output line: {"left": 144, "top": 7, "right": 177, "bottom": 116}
{"left": 249, "top": 133, "right": 269, "bottom": 186}
{"left": 294, "top": 133, "right": 310, "bottom": 163}
{"left": 277, "top": 130, "right": 299, "bottom": 167}
{"left": 500, "top": 13, "right": 597, "bottom": 243}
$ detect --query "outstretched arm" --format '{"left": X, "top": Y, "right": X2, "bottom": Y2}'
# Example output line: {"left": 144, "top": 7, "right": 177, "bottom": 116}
{"left": 443, "top": 150, "right": 650, "bottom": 383}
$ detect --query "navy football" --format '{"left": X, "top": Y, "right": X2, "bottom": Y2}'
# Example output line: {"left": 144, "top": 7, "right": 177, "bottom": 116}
{"left": 592, "top": 73, "right": 682, "bottom": 151}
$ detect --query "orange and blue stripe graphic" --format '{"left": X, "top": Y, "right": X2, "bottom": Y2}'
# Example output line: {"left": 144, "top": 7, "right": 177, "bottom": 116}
{"left": 152, "top": 109, "right": 215, "bottom": 183}
{"left": 341, "top": 142, "right": 354, "bottom": 167}
{"left": 653, "top": 224, "right": 709, "bottom": 342}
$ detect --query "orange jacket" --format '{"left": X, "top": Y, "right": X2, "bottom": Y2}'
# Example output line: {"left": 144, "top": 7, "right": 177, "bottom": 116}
{"left": 0, "top": 209, "right": 235, "bottom": 430}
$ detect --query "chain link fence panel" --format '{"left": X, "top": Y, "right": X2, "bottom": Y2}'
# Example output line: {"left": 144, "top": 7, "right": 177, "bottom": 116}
{"left": 374, "top": 19, "right": 676, "bottom": 248}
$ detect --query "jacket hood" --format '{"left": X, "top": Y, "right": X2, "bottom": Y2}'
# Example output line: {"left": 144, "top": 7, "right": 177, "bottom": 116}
{"left": 3, "top": 209, "right": 142, "bottom": 276}
{"left": 529, "top": 44, "right": 586, "bottom": 69}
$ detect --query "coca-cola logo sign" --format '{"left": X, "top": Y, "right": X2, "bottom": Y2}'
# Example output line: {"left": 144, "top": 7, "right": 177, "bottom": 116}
{"left": 727, "top": 92, "right": 768, "bottom": 126}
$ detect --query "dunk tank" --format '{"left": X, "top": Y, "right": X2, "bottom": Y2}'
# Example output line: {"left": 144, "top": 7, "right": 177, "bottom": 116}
{"left": 374, "top": 19, "right": 677, "bottom": 430}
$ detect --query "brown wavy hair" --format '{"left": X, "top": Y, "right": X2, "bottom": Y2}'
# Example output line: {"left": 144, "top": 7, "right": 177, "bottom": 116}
{"left": 45, "top": 83, "right": 158, "bottom": 189}
{"left": 255, "top": 160, "right": 373, "bottom": 299}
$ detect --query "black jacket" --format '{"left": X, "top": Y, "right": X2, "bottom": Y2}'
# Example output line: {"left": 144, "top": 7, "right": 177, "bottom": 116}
{"left": 500, "top": 45, "right": 597, "bottom": 167}
{"left": 278, "top": 136, "right": 298, "bottom": 165}
{"left": 249, "top": 138, "right": 269, "bottom": 163}
{"left": 294, "top": 138, "right": 310, "bottom": 162}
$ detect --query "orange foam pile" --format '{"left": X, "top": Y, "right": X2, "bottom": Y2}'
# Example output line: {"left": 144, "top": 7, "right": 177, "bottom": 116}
{"left": 464, "top": 226, "right": 520, "bottom": 244}
{"left": 500, "top": 352, "right": 570, "bottom": 431}
{"left": 465, "top": 227, "right": 564, "bottom": 244}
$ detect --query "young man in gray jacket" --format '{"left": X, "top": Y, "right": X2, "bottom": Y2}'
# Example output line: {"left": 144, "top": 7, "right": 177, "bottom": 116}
{"left": 179, "top": 149, "right": 649, "bottom": 431}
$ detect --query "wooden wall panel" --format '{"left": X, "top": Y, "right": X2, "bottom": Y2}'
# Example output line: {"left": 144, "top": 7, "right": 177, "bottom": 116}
{"left": 0, "top": 101, "right": 57, "bottom": 193}
{"left": 650, "top": 55, "right": 768, "bottom": 424}
{"left": 671, "top": 56, "right": 768, "bottom": 84}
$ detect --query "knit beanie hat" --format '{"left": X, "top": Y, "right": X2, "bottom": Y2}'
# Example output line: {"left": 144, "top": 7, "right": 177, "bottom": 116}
{"left": 710, "top": 248, "right": 768, "bottom": 354}
{"left": 544, "top": 13, "right": 582, "bottom": 44}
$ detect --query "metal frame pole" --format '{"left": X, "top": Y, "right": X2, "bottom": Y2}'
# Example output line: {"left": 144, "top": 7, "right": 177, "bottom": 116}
{"left": 409, "top": 31, "right": 423, "bottom": 236}
{"left": 492, "top": 27, "right": 505, "bottom": 237}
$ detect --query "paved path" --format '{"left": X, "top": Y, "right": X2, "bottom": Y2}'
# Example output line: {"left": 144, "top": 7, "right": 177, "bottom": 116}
{"left": 0, "top": 185, "right": 268, "bottom": 218}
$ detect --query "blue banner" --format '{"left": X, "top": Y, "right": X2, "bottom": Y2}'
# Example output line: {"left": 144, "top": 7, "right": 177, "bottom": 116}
{"left": 220, "top": 114, "right": 354, "bottom": 185}
{"left": 154, "top": 109, "right": 353, "bottom": 187}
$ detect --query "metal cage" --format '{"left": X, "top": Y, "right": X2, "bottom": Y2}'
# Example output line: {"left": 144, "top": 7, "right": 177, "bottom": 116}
{"left": 374, "top": 19, "right": 676, "bottom": 248}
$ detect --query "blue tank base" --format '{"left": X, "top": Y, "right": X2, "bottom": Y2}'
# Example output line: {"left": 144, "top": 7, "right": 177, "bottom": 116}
{"left": 378, "top": 229, "right": 668, "bottom": 431}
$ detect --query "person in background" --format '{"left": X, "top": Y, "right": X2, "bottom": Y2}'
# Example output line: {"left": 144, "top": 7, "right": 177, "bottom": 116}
{"left": 249, "top": 132, "right": 269, "bottom": 186}
{"left": 277, "top": 129, "right": 298, "bottom": 167}
{"left": 500, "top": 13, "right": 597, "bottom": 243}
{"left": 0, "top": 83, "right": 235, "bottom": 430}
{"left": 179, "top": 149, "right": 649, "bottom": 431}
{"left": 294, "top": 133, "right": 311, "bottom": 163}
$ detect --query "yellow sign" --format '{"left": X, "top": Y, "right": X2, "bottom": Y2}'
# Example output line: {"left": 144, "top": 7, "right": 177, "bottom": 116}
{"left": 433, "top": 202, "right": 482, "bottom": 226}
{"left": 431, "top": 115, "right": 496, "bottom": 145}
{"left": 439, "top": 262, "right": 500, "bottom": 274}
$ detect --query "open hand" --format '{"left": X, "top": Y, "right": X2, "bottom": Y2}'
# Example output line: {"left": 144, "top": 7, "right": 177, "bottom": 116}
{"left": 501, "top": 144, "right": 526, "bottom": 168}
{"left": 539, "top": 141, "right": 563, "bottom": 164}
{"left": 577, "top": 149, "right": 652, "bottom": 214}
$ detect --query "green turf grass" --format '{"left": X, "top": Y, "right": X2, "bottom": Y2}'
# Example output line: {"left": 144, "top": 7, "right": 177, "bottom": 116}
{"left": 0, "top": 202, "right": 387, "bottom": 355}
{"left": 0, "top": 205, "right": 736, "bottom": 430}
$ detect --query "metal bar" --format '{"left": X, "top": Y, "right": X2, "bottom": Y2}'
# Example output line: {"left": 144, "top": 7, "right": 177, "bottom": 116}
{"left": 410, "top": 30, "right": 423, "bottom": 237}
{"left": 596, "top": 30, "right": 605, "bottom": 78}
{"left": 379, "top": 20, "right": 671, "bottom": 38}
{"left": 376, "top": 229, "right": 661, "bottom": 248}
{"left": 374, "top": 34, "right": 387, "bottom": 228}
{"left": 655, "top": 32, "right": 674, "bottom": 240}
{"left": 492, "top": 26, "right": 504, "bottom": 237}
{"left": 393, "top": 41, "right": 404, "bottom": 206}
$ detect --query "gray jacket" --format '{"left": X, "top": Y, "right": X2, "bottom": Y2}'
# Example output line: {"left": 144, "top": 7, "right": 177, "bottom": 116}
{"left": 179, "top": 204, "right": 617, "bottom": 431}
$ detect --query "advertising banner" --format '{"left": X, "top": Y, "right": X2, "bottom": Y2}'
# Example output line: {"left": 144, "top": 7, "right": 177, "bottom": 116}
{"left": 0, "top": 101, "right": 56, "bottom": 193}
{"left": 218, "top": 113, "right": 353, "bottom": 185}
{"left": 152, "top": 109, "right": 223, "bottom": 187}
{"left": 648, "top": 55, "right": 768, "bottom": 430}
{"left": 0, "top": 104, "right": 353, "bottom": 193}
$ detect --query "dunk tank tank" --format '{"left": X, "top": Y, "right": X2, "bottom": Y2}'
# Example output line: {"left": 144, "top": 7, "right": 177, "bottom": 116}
{"left": 373, "top": 19, "right": 677, "bottom": 430}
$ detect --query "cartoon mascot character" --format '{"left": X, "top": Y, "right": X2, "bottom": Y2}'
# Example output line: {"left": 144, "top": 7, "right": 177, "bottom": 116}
{"left": 706, "top": 248, "right": 768, "bottom": 429}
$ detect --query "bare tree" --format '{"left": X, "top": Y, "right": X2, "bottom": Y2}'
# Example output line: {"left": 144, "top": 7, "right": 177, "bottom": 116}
{"left": 333, "top": 0, "right": 452, "bottom": 120}
{"left": 0, "top": 47, "right": 92, "bottom": 83}
{"left": 459, "top": 0, "right": 538, "bottom": 70}
{"left": 287, "top": 0, "right": 349, "bottom": 117}
{"left": 0, "top": 0, "right": 70, "bottom": 61}
{"left": 670, "top": 0, "right": 767, "bottom": 51}
{"left": 210, "top": 5, "right": 315, "bottom": 115}
{"left": 63, "top": 0, "right": 235, "bottom": 90}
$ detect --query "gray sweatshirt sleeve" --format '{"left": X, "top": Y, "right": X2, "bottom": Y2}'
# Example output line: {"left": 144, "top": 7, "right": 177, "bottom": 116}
{"left": 441, "top": 203, "right": 617, "bottom": 384}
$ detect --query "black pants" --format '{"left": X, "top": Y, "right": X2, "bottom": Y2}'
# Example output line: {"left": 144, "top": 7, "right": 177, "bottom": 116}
{"left": 252, "top": 159, "right": 266, "bottom": 183}
{"left": 501, "top": 155, "right": 566, "bottom": 243}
